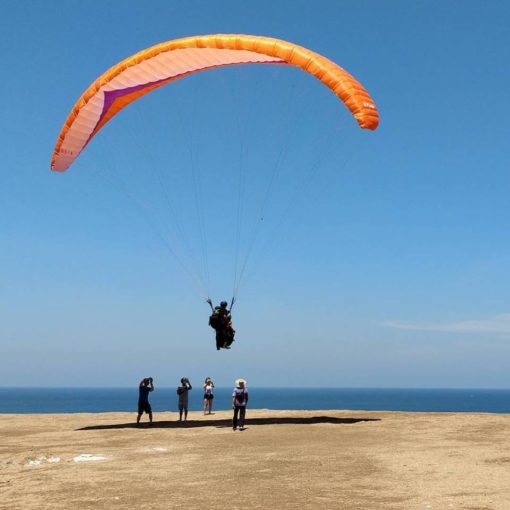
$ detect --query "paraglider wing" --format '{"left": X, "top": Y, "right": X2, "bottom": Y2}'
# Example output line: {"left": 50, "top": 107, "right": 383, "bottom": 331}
{"left": 51, "top": 34, "right": 379, "bottom": 172}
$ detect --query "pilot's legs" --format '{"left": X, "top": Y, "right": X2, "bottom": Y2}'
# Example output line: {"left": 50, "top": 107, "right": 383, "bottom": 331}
{"left": 224, "top": 327, "right": 235, "bottom": 347}
{"left": 215, "top": 330, "right": 223, "bottom": 350}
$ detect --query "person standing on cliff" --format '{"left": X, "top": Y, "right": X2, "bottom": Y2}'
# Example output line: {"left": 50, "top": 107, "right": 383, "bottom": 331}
{"left": 137, "top": 377, "right": 154, "bottom": 425}
{"left": 177, "top": 377, "right": 192, "bottom": 422}
{"left": 232, "top": 378, "right": 248, "bottom": 431}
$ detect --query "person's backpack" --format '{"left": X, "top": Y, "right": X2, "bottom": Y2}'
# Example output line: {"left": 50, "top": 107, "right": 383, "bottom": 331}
{"left": 235, "top": 388, "right": 246, "bottom": 405}
{"left": 209, "top": 309, "right": 221, "bottom": 329}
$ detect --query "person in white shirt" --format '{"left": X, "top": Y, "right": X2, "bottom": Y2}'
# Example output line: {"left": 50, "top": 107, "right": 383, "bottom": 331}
{"left": 203, "top": 377, "right": 215, "bottom": 415}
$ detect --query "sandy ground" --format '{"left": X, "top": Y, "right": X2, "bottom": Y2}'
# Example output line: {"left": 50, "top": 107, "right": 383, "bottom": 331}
{"left": 1, "top": 409, "right": 510, "bottom": 510}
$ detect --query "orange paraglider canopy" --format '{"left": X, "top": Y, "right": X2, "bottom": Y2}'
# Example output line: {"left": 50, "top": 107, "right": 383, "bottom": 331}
{"left": 51, "top": 34, "right": 379, "bottom": 172}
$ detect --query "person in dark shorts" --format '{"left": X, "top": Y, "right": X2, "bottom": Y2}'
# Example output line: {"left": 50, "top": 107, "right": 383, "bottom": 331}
{"left": 232, "top": 378, "right": 248, "bottom": 431}
{"left": 137, "top": 377, "right": 154, "bottom": 424}
{"left": 203, "top": 377, "right": 215, "bottom": 415}
{"left": 177, "top": 377, "right": 192, "bottom": 422}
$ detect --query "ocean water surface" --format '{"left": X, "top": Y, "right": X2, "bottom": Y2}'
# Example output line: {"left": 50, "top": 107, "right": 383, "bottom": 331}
{"left": 1, "top": 387, "right": 509, "bottom": 414}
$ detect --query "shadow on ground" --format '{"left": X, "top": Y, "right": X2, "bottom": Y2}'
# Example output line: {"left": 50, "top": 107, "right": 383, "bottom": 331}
{"left": 77, "top": 416, "right": 381, "bottom": 431}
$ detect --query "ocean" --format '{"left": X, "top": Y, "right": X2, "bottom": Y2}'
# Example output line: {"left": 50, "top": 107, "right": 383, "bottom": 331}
{"left": 1, "top": 387, "right": 509, "bottom": 414}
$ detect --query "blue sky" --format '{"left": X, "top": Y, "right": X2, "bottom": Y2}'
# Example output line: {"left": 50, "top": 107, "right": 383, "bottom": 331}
{"left": 1, "top": 0, "right": 510, "bottom": 388}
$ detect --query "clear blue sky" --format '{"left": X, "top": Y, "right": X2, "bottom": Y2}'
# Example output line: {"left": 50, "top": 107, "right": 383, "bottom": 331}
{"left": 2, "top": 1, "right": 510, "bottom": 388}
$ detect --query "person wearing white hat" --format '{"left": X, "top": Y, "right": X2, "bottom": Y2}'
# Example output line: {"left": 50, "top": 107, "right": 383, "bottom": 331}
{"left": 232, "top": 379, "right": 249, "bottom": 431}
